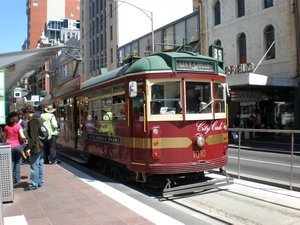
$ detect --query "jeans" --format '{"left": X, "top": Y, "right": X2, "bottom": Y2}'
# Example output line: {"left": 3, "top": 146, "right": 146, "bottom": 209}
{"left": 44, "top": 135, "right": 57, "bottom": 163}
{"left": 11, "top": 145, "right": 25, "bottom": 182}
{"left": 29, "top": 149, "right": 45, "bottom": 188}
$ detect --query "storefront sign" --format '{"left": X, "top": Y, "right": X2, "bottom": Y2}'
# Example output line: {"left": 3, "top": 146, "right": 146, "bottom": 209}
{"left": 225, "top": 62, "right": 255, "bottom": 75}
{"left": 0, "top": 68, "right": 5, "bottom": 124}
{"left": 230, "top": 90, "right": 268, "bottom": 102}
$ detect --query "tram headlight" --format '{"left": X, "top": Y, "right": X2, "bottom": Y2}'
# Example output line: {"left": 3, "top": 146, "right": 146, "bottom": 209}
{"left": 195, "top": 134, "right": 205, "bottom": 147}
{"left": 152, "top": 128, "right": 159, "bottom": 135}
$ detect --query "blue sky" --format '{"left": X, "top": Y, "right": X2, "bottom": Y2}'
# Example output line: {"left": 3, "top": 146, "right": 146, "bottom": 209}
{"left": 0, "top": 0, "right": 27, "bottom": 53}
{"left": 0, "top": 0, "right": 192, "bottom": 53}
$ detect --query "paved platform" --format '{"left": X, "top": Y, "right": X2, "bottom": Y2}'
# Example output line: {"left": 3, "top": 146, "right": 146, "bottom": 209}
{"left": 2, "top": 162, "right": 183, "bottom": 225}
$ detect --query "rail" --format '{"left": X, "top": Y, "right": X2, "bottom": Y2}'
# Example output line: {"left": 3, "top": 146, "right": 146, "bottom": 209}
{"left": 228, "top": 128, "right": 300, "bottom": 190}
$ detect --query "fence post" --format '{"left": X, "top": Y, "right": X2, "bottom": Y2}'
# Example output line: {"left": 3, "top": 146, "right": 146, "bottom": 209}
{"left": 290, "top": 132, "right": 294, "bottom": 190}
{"left": 238, "top": 130, "right": 241, "bottom": 179}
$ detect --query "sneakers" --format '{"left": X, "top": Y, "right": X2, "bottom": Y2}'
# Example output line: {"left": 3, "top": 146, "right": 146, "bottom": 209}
{"left": 24, "top": 185, "right": 38, "bottom": 191}
{"left": 49, "top": 160, "right": 61, "bottom": 164}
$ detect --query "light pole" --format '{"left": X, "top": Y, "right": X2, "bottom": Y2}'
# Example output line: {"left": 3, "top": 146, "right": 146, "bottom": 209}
{"left": 114, "top": 0, "right": 154, "bottom": 53}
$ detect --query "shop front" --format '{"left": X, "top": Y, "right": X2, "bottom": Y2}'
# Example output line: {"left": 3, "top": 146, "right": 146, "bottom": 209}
{"left": 227, "top": 72, "right": 298, "bottom": 130}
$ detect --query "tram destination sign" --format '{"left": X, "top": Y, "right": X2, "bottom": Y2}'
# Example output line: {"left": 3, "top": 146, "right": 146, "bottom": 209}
{"left": 175, "top": 60, "right": 215, "bottom": 73}
{"left": 87, "top": 133, "right": 120, "bottom": 144}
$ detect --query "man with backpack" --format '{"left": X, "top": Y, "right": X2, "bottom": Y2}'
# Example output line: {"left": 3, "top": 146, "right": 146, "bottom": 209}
{"left": 41, "top": 105, "right": 60, "bottom": 164}
{"left": 24, "top": 105, "right": 45, "bottom": 190}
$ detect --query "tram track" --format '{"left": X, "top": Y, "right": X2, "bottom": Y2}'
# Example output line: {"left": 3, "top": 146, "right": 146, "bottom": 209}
{"left": 167, "top": 174, "right": 300, "bottom": 225}
{"left": 57, "top": 152, "right": 300, "bottom": 225}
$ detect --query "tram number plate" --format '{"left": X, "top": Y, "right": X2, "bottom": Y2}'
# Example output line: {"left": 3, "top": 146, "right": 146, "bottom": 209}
{"left": 193, "top": 149, "right": 206, "bottom": 159}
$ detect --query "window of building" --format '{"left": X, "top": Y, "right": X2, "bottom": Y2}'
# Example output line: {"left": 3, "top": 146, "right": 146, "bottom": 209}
{"left": 265, "top": 25, "right": 275, "bottom": 60}
{"left": 264, "top": 0, "right": 273, "bottom": 8}
{"left": 110, "top": 4, "right": 113, "bottom": 18}
{"left": 96, "top": 58, "right": 99, "bottom": 72}
{"left": 110, "top": 26, "right": 113, "bottom": 40}
{"left": 175, "top": 21, "right": 185, "bottom": 46}
{"left": 96, "top": 37, "right": 99, "bottom": 52}
{"left": 89, "top": 41, "right": 92, "bottom": 57}
{"left": 93, "top": 40, "right": 95, "bottom": 55}
{"left": 163, "top": 26, "right": 174, "bottom": 51}
{"left": 238, "top": 33, "right": 247, "bottom": 64}
{"left": 186, "top": 15, "right": 199, "bottom": 44}
{"left": 110, "top": 48, "right": 113, "bottom": 64}
{"left": 131, "top": 42, "right": 138, "bottom": 55}
{"left": 33, "top": 0, "right": 38, "bottom": 6}
{"left": 124, "top": 45, "right": 131, "bottom": 58}
{"left": 237, "top": 0, "right": 245, "bottom": 17}
{"left": 214, "top": 1, "right": 221, "bottom": 26}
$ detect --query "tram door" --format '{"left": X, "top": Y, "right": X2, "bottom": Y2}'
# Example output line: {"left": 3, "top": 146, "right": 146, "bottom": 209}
{"left": 131, "top": 84, "right": 147, "bottom": 164}
{"left": 75, "top": 97, "right": 85, "bottom": 151}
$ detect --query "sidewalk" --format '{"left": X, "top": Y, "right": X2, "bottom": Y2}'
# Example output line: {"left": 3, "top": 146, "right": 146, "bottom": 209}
{"left": 2, "top": 162, "right": 182, "bottom": 225}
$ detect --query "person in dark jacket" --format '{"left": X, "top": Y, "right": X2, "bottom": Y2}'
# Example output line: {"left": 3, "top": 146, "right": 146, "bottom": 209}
{"left": 24, "top": 105, "right": 44, "bottom": 190}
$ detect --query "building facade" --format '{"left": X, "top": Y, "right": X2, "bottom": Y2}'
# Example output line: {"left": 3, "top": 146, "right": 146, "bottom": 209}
{"left": 201, "top": 0, "right": 299, "bottom": 129}
{"left": 26, "top": 0, "right": 80, "bottom": 49}
{"left": 80, "top": 0, "right": 118, "bottom": 81}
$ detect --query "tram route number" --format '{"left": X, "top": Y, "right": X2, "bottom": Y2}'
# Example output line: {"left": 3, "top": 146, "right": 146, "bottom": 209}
{"left": 193, "top": 149, "right": 206, "bottom": 159}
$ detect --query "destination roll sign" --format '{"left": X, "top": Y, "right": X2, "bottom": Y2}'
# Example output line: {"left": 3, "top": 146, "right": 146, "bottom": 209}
{"left": 176, "top": 60, "right": 215, "bottom": 73}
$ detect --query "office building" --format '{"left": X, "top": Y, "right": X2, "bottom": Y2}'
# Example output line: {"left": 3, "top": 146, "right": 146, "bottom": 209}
{"left": 26, "top": 0, "right": 80, "bottom": 49}
{"left": 80, "top": 0, "right": 118, "bottom": 80}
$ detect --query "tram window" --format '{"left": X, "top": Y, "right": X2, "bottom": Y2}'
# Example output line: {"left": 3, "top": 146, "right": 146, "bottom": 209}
{"left": 150, "top": 81, "right": 180, "bottom": 115}
{"left": 113, "top": 94, "right": 126, "bottom": 120}
{"left": 101, "top": 97, "right": 112, "bottom": 120}
{"left": 213, "top": 83, "right": 225, "bottom": 113}
{"left": 133, "top": 84, "right": 145, "bottom": 116}
{"left": 186, "top": 82, "right": 212, "bottom": 114}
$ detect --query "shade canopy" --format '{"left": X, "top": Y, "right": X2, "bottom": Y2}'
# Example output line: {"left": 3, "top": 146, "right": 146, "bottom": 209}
{"left": 0, "top": 46, "right": 67, "bottom": 92}
{"left": 227, "top": 72, "right": 298, "bottom": 87}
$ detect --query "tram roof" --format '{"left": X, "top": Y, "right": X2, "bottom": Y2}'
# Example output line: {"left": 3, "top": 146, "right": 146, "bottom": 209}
{"left": 82, "top": 51, "right": 224, "bottom": 89}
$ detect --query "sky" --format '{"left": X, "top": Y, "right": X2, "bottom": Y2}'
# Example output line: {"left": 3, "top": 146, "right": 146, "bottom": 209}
{"left": 0, "top": 0, "right": 27, "bottom": 53}
{"left": 0, "top": 0, "right": 193, "bottom": 54}
{"left": 117, "top": 0, "right": 193, "bottom": 46}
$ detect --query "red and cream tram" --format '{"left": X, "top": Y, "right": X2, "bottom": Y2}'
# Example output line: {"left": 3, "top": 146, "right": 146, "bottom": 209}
{"left": 54, "top": 50, "right": 229, "bottom": 190}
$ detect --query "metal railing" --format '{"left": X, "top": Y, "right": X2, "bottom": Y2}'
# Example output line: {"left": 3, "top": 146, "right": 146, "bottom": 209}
{"left": 228, "top": 128, "right": 300, "bottom": 190}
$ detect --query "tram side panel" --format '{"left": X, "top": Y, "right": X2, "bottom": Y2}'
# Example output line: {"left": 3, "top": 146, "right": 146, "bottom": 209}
{"left": 129, "top": 119, "right": 228, "bottom": 175}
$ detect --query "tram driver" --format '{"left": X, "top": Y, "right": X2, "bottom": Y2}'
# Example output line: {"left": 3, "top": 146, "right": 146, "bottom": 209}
{"left": 186, "top": 87, "right": 201, "bottom": 113}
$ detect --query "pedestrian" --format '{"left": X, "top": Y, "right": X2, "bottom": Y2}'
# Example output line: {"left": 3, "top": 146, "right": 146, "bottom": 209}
{"left": 41, "top": 105, "right": 60, "bottom": 164}
{"left": 24, "top": 105, "right": 44, "bottom": 190}
{"left": 18, "top": 108, "right": 29, "bottom": 135}
{"left": 102, "top": 105, "right": 113, "bottom": 120}
{"left": 232, "top": 113, "right": 241, "bottom": 143}
{"left": 83, "top": 114, "right": 97, "bottom": 133}
{"left": 2, "top": 112, "right": 27, "bottom": 184}
{"left": 247, "top": 114, "right": 256, "bottom": 138}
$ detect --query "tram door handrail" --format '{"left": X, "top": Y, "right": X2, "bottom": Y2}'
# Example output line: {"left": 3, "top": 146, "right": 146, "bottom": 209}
{"left": 228, "top": 128, "right": 300, "bottom": 190}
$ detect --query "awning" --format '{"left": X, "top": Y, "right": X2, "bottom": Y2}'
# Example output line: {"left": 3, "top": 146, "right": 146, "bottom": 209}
{"left": 0, "top": 46, "right": 67, "bottom": 92}
{"left": 227, "top": 72, "right": 298, "bottom": 87}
